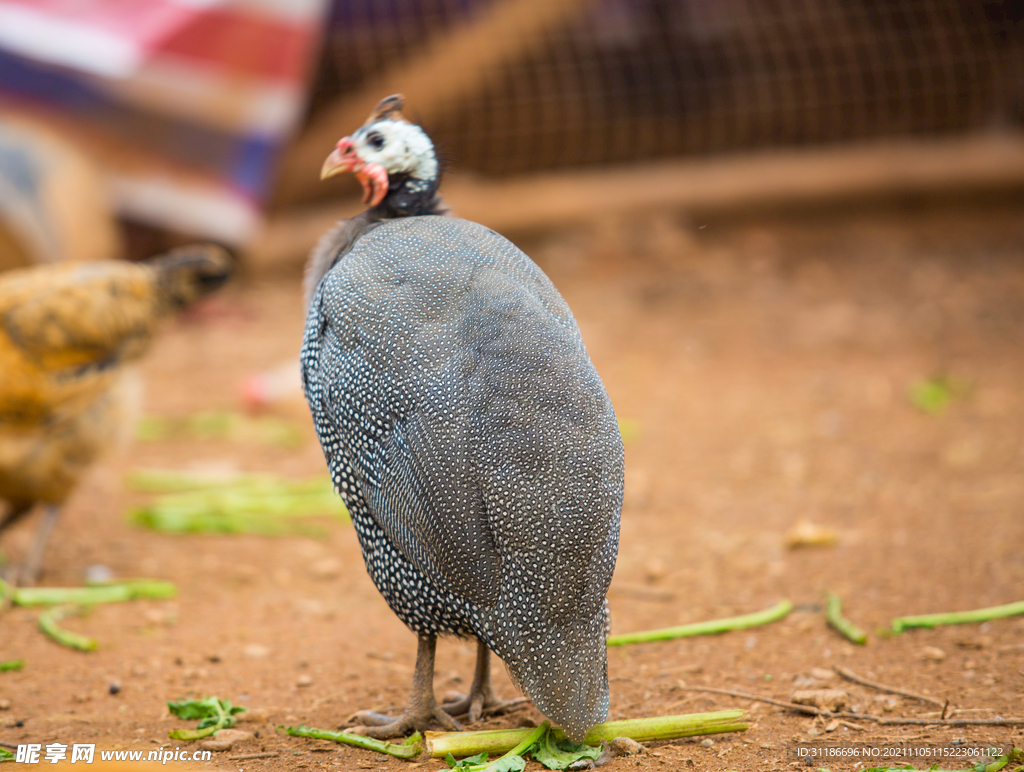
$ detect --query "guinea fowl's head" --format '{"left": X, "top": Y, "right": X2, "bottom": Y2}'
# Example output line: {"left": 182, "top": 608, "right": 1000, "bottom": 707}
{"left": 320, "top": 94, "right": 441, "bottom": 217}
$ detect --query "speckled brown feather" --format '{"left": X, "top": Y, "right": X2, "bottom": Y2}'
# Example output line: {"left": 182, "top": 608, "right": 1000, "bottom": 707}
{"left": 0, "top": 245, "right": 231, "bottom": 516}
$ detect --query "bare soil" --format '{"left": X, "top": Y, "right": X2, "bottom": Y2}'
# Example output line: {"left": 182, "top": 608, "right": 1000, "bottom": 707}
{"left": 2, "top": 201, "right": 1023, "bottom": 772}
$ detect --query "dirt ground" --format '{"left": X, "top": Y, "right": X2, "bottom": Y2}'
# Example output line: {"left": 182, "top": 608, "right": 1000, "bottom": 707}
{"left": 2, "top": 199, "right": 1023, "bottom": 772}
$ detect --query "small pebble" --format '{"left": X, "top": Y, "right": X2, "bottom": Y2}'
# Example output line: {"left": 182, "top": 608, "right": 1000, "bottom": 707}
{"left": 200, "top": 739, "right": 232, "bottom": 753}
{"left": 809, "top": 667, "right": 835, "bottom": 681}
{"left": 310, "top": 557, "right": 342, "bottom": 580}
{"left": 609, "top": 737, "right": 643, "bottom": 756}
{"left": 700, "top": 739, "right": 714, "bottom": 748}
{"left": 109, "top": 681, "right": 122, "bottom": 695}
{"left": 791, "top": 689, "right": 848, "bottom": 712}
{"left": 200, "top": 729, "right": 253, "bottom": 752}
{"left": 85, "top": 564, "right": 114, "bottom": 583}
{"left": 243, "top": 644, "right": 270, "bottom": 659}
{"left": 921, "top": 646, "right": 946, "bottom": 661}
{"left": 0, "top": 698, "right": 11, "bottom": 710}
{"left": 234, "top": 708, "right": 268, "bottom": 724}
{"left": 296, "top": 674, "right": 313, "bottom": 687}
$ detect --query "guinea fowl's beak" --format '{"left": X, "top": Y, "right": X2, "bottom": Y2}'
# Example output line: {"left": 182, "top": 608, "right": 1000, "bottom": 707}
{"left": 321, "top": 137, "right": 389, "bottom": 207}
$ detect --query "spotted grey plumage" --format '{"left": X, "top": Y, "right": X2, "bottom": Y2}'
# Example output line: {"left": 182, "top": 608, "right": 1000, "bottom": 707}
{"left": 301, "top": 95, "right": 623, "bottom": 742}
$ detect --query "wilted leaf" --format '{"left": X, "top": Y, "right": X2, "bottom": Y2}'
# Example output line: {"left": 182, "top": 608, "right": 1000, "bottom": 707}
{"left": 529, "top": 730, "right": 602, "bottom": 770}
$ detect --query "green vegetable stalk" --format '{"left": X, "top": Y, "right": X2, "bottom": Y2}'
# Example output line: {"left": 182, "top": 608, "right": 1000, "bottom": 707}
{"left": 5, "top": 579, "right": 176, "bottom": 607}
{"left": 606, "top": 599, "right": 792, "bottom": 646}
{"left": 892, "top": 600, "right": 1024, "bottom": 633}
{"left": 127, "top": 471, "right": 348, "bottom": 536}
{"left": 39, "top": 606, "right": 97, "bottom": 652}
{"left": 825, "top": 591, "right": 867, "bottom": 645}
{"left": 283, "top": 725, "right": 423, "bottom": 759}
{"left": 426, "top": 710, "right": 747, "bottom": 758}
{"left": 444, "top": 722, "right": 549, "bottom": 772}
{"left": 0, "top": 660, "right": 25, "bottom": 672}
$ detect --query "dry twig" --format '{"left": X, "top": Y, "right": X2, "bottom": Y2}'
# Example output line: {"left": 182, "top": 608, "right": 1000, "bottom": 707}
{"left": 679, "top": 686, "right": 1024, "bottom": 727}
{"left": 832, "top": 665, "right": 946, "bottom": 708}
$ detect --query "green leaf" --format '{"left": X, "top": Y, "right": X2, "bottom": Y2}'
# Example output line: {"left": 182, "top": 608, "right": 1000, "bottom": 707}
{"left": 0, "top": 659, "right": 25, "bottom": 672}
{"left": 484, "top": 756, "right": 527, "bottom": 772}
{"left": 447, "top": 752, "right": 489, "bottom": 769}
{"left": 908, "top": 375, "right": 967, "bottom": 415}
{"left": 0, "top": 747, "right": 15, "bottom": 763}
{"left": 167, "top": 696, "right": 245, "bottom": 740}
{"left": 168, "top": 727, "right": 219, "bottom": 741}
{"left": 443, "top": 752, "right": 527, "bottom": 772}
{"left": 529, "top": 729, "right": 602, "bottom": 770}
{"left": 168, "top": 696, "right": 223, "bottom": 721}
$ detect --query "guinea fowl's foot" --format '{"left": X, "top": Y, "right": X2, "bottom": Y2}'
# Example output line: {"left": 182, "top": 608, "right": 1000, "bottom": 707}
{"left": 346, "top": 635, "right": 462, "bottom": 739}
{"left": 440, "top": 640, "right": 527, "bottom": 724}
{"left": 347, "top": 703, "right": 462, "bottom": 738}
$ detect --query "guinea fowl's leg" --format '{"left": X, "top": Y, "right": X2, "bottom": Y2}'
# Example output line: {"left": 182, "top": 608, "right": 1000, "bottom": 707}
{"left": 19, "top": 504, "right": 59, "bottom": 585}
{"left": 442, "top": 639, "right": 527, "bottom": 722}
{"left": 348, "top": 635, "right": 463, "bottom": 738}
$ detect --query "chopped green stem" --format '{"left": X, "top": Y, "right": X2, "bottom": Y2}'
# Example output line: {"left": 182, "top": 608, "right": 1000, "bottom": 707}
{"left": 283, "top": 725, "right": 423, "bottom": 759}
{"left": 10, "top": 580, "right": 176, "bottom": 607}
{"left": 607, "top": 600, "right": 792, "bottom": 646}
{"left": 426, "top": 710, "right": 747, "bottom": 758}
{"left": 826, "top": 592, "right": 867, "bottom": 645}
{"left": 892, "top": 601, "right": 1024, "bottom": 633}
{"left": 505, "top": 721, "right": 548, "bottom": 757}
{"left": 128, "top": 472, "right": 348, "bottom": 535}
{"left": 0, "top": 660, "right": 24, "bottom": 672}
{"left": 39, "top": 606, "right": 96, "bottom": 652}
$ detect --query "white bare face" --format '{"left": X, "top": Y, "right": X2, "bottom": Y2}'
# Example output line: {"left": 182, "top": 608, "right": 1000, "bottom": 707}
{"left": 350, "top": 119, "right": 437, "bottom": 185}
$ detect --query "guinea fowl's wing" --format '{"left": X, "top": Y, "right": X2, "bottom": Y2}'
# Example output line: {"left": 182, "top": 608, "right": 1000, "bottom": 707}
{"left": 1, "top": 262, "right": 159, "bottom": 373}
{"left": 307, "top": 235, "right": 502, "bottom": 608}
{"left": 366, "top": 396, "right": 503, "bottom": 607}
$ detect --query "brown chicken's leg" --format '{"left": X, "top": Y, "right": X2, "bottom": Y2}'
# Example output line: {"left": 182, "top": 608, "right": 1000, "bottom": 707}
{"left": 348, "top": 635, "right": 463, "bottom": 738}
{"left": 1, "top": 502, "right": 53, "bottom": 586}
{"left": 442, "top": 639, "right": 526, "bottom": 723}
{"left": 18, "top": 504, "right": 60, "bottom": 586}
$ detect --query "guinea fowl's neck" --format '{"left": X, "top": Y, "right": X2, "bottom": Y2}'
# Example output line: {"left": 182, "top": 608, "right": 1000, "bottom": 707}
{"left": 303, "top": 171, "right": 447, "bottom": 307}
{"left": 368, "top": 171, "right": 447, "bottom": 220}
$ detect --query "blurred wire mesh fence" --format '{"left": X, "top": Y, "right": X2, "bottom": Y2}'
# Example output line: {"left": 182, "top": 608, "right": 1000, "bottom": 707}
{"left": 305, "top": 0, "right": 1024, "bottom": 179}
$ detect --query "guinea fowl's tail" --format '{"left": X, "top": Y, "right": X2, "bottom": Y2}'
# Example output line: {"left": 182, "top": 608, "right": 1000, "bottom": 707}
{"left": 149, "top": 244, "right": 233, "bottom": 311}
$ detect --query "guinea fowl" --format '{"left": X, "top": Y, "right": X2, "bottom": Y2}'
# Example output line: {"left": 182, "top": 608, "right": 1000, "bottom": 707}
{"left": 301, "top": 95, "right": 623, "bottom": 742}
{"left": 0, "top": 245, "right": 232, "bottom": 583}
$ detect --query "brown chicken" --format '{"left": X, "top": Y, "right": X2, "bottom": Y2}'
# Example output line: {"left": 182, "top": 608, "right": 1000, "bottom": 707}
{"left": 0, "top": 245, "right": 232, "bottom": 583}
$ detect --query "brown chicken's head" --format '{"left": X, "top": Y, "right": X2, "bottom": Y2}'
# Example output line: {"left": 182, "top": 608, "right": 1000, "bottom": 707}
{"left": 320, "top": 94, "right": 439, "bottom": 210}
{"left": 150, "top": 244, "right": 233, "bottom": 310}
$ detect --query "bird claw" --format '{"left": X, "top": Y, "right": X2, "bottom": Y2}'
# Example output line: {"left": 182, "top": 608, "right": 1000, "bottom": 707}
{"left": 345, "top": 706, "right": 462, "bottom": 738}
{"left": 441, "top": 691, "right": 525, "bottom": 723}
{"left": 345, "top": 710, "right": 398, "bottom": 727}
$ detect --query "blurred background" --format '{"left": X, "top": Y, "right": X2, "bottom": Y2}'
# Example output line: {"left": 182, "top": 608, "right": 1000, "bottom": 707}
{"left": 1, "top": 0, "right": 1023, "bottom": 266}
